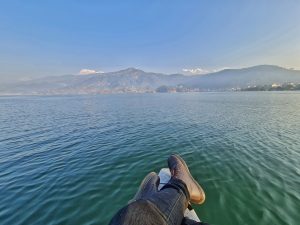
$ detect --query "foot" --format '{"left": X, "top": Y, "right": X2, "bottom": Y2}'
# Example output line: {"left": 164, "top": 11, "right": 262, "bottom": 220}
{"left": 129, "top": 172, "right": 160, "bottom": 203}
{"left": 168, "top": 154, "right": 205, "bottom": 204}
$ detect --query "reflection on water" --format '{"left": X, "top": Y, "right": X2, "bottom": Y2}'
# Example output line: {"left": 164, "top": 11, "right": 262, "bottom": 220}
{"left": 0, "top": 92, "right": 300, "bottom": 225}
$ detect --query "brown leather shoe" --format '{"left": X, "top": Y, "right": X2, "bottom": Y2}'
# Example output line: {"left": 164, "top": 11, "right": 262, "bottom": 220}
{"left": 168, "top": 154, "right": 205, "bottom": 204}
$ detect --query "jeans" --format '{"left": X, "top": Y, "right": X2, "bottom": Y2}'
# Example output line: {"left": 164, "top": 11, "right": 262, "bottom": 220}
{"left": 147, "top": 178, "right": 190, "bottom": 225}
{"left": 109, "top": 175, "right": 205, "bottom": 225}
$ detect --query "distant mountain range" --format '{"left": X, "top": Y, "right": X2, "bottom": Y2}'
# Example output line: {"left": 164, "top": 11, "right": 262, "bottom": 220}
{"left": 1, "top": 65, "right": 300, "bottom": 95}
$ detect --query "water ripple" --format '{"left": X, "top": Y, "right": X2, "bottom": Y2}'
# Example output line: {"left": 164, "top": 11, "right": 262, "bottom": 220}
{"left": 0, "top": 93, "right": 299, "bottom": 225}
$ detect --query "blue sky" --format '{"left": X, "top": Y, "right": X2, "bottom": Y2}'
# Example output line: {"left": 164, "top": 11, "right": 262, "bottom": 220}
{"left": 1, "top": 0, "right": 300, "bottom": 81}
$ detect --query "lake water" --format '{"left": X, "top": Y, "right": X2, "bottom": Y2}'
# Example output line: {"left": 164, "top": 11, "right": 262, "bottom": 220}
{"left": 0, "top": 92, "right": 299, "bottom": 225}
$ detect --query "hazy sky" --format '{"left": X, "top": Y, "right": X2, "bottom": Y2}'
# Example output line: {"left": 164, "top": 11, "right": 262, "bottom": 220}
{"left": 1, "top": 0, "right": 300, "bottom": 82}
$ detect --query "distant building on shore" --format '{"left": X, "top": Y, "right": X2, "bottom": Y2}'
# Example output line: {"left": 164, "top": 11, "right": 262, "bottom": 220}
{"left": 271, "top": 83, "right": 281, "bottom": 88}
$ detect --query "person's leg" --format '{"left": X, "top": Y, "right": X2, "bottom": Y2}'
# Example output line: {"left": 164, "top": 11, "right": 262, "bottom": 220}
{"left": 111, "top": 154, "right": 205, "bottom": 225}
{"left": 130, "top": 172, "right": 189, "bottom": 225}
{"left": 147, "top": 177, "right": 190, "bottom": 225}
{"left": 110, "top": 172, "right": 166, "bottom": 225}
{"left": 144, "top": 154, "right": 206, "bottom": 225}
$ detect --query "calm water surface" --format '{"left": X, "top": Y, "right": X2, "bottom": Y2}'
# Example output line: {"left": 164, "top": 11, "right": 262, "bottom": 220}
{"left": 0, "top": 92, "right": 299, "bottom": 225}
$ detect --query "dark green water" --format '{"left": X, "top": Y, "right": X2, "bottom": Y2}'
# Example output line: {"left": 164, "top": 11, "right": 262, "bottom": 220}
{"left": 0, "top": 92, "right": 299, "bottom": 225}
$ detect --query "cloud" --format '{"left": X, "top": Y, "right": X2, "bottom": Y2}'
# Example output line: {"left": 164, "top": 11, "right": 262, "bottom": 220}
{"left": 182, "top": 67, "right": 231, "bottom": 75}
{"left": 79, "top": 69, "right": 104, "bottom": 75}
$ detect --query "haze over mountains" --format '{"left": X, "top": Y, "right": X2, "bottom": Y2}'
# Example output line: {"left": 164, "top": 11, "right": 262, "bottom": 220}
{"left": 1, "top": 65, "right": 300, "bottom": 95}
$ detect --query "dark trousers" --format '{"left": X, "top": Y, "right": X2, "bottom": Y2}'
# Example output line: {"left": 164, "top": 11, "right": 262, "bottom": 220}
{"left": 109, "top": 177, "right": 191, "bottom": 225}
{"left": 109, "top": 174, "right": 210, "bottom": 225}
{"left": 147, "top": 178, "right": 190, "bottom": 225}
